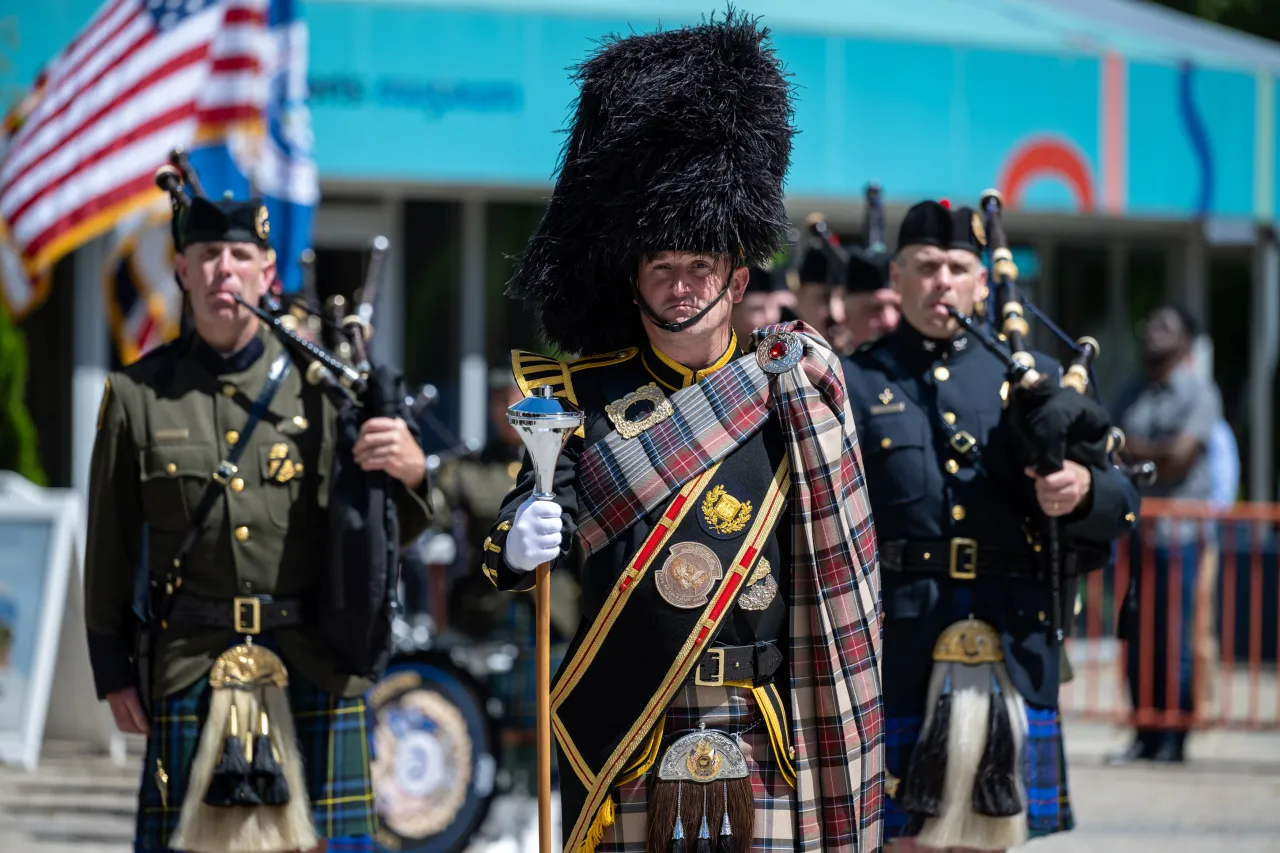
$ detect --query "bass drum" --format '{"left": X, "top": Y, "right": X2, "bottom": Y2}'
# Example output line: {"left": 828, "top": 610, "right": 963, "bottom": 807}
{"left": 368, "top": 651, "right": 498, "bottom": 853}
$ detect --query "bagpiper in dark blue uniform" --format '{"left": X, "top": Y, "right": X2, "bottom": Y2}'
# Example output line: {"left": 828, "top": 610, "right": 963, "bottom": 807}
{"left": 841, "top": 200, "right": 1140, "bottom": 851}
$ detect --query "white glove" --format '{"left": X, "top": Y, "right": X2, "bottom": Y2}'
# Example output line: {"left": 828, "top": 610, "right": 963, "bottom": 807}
{"left": 503, "top": 497, "right": 564, "bottom": 573}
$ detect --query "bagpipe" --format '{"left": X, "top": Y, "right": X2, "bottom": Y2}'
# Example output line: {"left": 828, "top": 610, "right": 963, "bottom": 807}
{"left": 946, "top": 189, "right": 1156, "bottom": 641}
{"left": 863, "top": 181, "right": 887, "bottom": 254}
{"left": 154, "top": 151, "right": 413, "bottom": 679}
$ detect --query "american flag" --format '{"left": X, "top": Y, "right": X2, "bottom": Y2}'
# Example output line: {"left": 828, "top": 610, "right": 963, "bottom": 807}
{"left": 0, "top": 0, "right": 269, "bottom": 317}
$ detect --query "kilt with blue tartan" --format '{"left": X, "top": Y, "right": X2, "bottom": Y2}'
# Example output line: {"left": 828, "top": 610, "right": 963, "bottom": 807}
{"left": 133, "top": 670, "right": 376, "bottom": 853}
{"left": 598, "top": 682, "right": 796, "bottom": 852}
{"left": 883, "top": 703, "right": 1074, "bottom": 841}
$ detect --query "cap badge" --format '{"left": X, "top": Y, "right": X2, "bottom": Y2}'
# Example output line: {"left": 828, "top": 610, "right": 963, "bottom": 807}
{"left": 971, "top": 212, "right": 987, "bottom": 247}
{"left": 255, "top": 205, "right": 270, "bottom": 240}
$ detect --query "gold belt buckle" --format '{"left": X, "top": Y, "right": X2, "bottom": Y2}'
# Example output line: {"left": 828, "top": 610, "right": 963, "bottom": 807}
{"left": 234, "top": 596, "right": 262, "bottom": 635}
{"left": 949, "top": 538, "right": 978, "bottom": 580}
{"left": 695, "top": 648, "right": 725, "bottom": 687}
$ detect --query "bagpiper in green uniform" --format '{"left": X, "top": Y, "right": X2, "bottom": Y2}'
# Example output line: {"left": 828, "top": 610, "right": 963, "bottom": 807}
{"left": 84, "top": 189, "right": 432, "bottom": 853}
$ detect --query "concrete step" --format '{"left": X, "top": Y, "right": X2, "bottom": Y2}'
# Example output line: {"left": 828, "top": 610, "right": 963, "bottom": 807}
{"left": 0, "top": 810, "right": 135, "bottom": 842}
{"left": 0, "top": 839, "right": 130, "bottom": 853}
{"left": 0, "top": 789, "right": 136, "bottom": 814}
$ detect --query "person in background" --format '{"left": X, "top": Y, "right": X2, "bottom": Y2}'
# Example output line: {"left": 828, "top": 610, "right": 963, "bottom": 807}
{"left": 792, "top": 235, "right": 857, "bottom": 355}
{"left": 1111, "top": 303, "right": 1223, "bottom": 764}
{"left": 731, "top": 262, "right": 797, "bottom": 342}
{"left": 843, "top": 245, "right": 900, "bottom": 349}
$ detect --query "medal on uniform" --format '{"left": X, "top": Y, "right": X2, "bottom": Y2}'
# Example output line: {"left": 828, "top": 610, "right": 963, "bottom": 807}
{"left": 654, "top": 542, "right": 723, "bottom": 609}
{"left": 737, "top": 557, "right": 778, "bottom": 611}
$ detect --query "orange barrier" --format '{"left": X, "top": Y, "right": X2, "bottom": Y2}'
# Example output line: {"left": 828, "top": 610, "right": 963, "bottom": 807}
{"left": 1060, "top": 498, "right": 1280, "bottom": 731}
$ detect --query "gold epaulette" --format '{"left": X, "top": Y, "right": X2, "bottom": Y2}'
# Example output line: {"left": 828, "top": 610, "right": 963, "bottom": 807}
{"left": 510, "top": 348, "right": 638, "bottom": 439}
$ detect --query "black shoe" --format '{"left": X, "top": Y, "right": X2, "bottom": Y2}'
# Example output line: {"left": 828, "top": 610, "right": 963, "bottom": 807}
{"left": 1151, "top": 734, "right": 1186, "bottom": 763}
{"left": 1105, "top": 738, "right": 1153, "bottom": 766}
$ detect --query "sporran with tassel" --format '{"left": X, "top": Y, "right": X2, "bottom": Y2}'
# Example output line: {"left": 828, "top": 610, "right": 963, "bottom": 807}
{"left": 899, "top": 618, "right": 1029, "bottom": 851}
{"left": 645, "top": 724, "right": 753, "bottom": 853}
{"left": 171, "top": 643, "right": 319, "bottom": 853}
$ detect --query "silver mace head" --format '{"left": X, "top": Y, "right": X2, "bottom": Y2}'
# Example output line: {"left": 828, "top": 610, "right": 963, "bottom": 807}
{"left": 507, "top": 385, "right": 584, "bottom": 499}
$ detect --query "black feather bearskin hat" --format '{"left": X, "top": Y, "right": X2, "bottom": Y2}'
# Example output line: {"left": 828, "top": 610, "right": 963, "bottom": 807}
{"left": 505, "top": 9, "right": 796, "bottom": 356}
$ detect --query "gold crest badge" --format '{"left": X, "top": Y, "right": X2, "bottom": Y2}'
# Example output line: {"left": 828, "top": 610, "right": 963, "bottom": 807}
{"left": 605, "top": 383, "right": 673, "bottom": 439}
{"left": 255, "top": 205, "right": 271, "bottom": 240}
{"left": 266, "top": 442, "right": 297, "bottom": 483}
{"left": 971, "top": 211, "right": 987, "bottom": 247}
{"left": 701, "top": 485, "right": 753, "bottom": 537}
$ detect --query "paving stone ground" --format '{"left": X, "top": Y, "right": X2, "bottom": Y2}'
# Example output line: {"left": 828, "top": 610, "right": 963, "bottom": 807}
{"left": 1, "top": 719, "right": 1277, "bottom": 852}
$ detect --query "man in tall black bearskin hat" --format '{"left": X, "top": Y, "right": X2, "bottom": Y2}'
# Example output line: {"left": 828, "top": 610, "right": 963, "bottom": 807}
{"left": 483, "top": 11, "right": 884, "bottom": 853}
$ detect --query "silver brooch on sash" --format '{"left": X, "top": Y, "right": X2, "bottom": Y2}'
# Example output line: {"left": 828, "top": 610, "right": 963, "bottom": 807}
{"left": 738, "top": 557, "right": 778, "bottom": 611}
{"left": 756, "top": 331, "right": 803, "bottom": 374}
{"left": 655, "top": 542, "right": 723, "bottom": 609}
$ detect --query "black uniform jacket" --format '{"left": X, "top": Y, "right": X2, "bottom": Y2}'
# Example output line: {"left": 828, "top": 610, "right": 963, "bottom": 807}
{"left": 484, "top": 333, "right": 791, "bottom": 648}
{"left": 482, "top": 333, "right": 793, "bottom": 835}
{"left": 842, "top": 323, "right": 1139, "bottom": 709}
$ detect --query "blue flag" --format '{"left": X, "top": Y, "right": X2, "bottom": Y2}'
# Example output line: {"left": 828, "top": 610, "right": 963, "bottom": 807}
{"left": 187, "top": 0, "right": 318, "bottom": 294}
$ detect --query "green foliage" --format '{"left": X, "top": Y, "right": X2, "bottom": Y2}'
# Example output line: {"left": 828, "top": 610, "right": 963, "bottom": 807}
{"left": 1149, "top": 0, "right": 1280, "bottom": 43}
{"left": 0, "top": 307, "right": 47, "bottom": 486}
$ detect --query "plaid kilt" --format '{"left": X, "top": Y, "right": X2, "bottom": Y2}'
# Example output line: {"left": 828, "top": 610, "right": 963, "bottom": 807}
{"left": 485, "top": 600, "right": 569, "bottom": 788}
{"left": 133, "top": 671, "right": 375, "bottom": 853}
{"left": 883, "top": 703, "right": 1074, "bottom": 841}
{"left": 598, "top": 682, "right": 796, "bottom": 852}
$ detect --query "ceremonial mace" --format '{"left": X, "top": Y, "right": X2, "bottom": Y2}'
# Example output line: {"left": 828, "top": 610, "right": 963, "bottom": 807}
{"left": 508, "top": 386, "right": 584, "bottom": 853}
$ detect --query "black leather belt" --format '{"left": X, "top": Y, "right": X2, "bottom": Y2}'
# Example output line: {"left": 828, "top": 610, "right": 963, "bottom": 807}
{"left": 880, "top": 538, "right": 1041, "bottom": 580}
{"left": 692, "top": 641, "right": 782, "bottom": 687}
{"left": 167, "top": 594, "right": 305, "bottom": 635}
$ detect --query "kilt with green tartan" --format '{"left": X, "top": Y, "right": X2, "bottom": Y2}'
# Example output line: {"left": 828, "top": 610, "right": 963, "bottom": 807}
{"left": 134, "top": 669, "right": 375, "bottom": 852}
{"left": 599, "top": 682, "right": 797, "bottom": 852}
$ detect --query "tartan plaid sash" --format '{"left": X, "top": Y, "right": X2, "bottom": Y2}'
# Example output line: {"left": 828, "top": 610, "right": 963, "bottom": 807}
{"left": 575, "top": 340, "right": 772, "bottom": 555}
{"left": 573, "top": 322, "right": 885, "bottom": 852}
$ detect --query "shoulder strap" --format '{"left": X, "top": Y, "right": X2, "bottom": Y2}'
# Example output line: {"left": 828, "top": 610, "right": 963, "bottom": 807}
{"left": 159, "top": 350, "right": 293, "bottom": 615}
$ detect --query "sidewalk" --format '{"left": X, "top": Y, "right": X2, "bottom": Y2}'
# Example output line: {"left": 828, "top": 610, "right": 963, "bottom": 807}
{"left": 1032, "top": 718, "right": 1280, "bottom": 853}
{"left": 0, "top": 721, "right": 1277, "bottom": 852}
